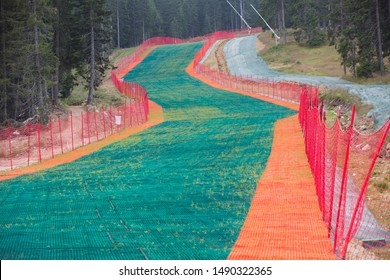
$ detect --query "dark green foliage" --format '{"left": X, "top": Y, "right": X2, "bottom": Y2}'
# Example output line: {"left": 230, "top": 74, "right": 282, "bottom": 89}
{"left": 329, "top": 0, "right": 388, "bottom": 77}
{"left": 357, "top": 61, "right": 376, "bottom": 78}
{"left": 0, "top": 0, "right": 57, "bottom": 124}
{"left": 290, "top": 0, "right": 326, "bottom": 47}
{"left": 1, "top": 0, "right": 113, "bottom": 123}
{"left": 1, "top": 0, "right": 389, "bottom": 124}
{"left": 70, "top": 0, "right": 113, "bottom": 105}
{"left": 113, "top": 0, "right": 163, "bottom": 47}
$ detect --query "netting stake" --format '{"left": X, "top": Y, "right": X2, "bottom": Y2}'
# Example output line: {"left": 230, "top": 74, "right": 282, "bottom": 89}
{"left": 110, "top": 105, "right": 113, "bottom": 135}
{"left": 37, "top": 120, "right": 42, "bottom": 162}
{"left": 327, "top": 113, "right": 341, "bottom": 236}
{"left": 94, "top": 108, "right": 98, "bottom": 142}
{"left": 58, "top": 114, "right": 63, "bottom": 154}
{"left": 87, "top": 110, "right": 91, "bottom": 144}
{"left": 70, "top": 111, "right": 74, "bottom": 151}
{"left": 272, "top": 80, "right": 275, "bottom": 99}
{"left": 50, "top": 116, "right": 54, "bottom": 158}
{"left": 333, "top": 106, "right": 356, "bottom": 258}
{"left": 124, "top": 99, "right": 127, "bottom": 129}
{"left": 342, "top": 119, "right": 390, "bottom": 259}
{"left": 27, "top": 122, "right": 31, "bottom": 166}
{"left": 129, "top": 100, "right": 133, "bottom": 127}
{"left": 8, "top": 120, "right": 13, "bottom": 170}
{"left": 81, "top": 112, "right": 85, "bottom": 146}
{"left": 102, "top": 106, "right": 107, "bottom": 138}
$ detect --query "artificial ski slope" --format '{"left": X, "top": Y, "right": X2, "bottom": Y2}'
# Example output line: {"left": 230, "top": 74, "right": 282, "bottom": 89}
{"left": 0, "top": 43, "right": 294, "bottom": 259}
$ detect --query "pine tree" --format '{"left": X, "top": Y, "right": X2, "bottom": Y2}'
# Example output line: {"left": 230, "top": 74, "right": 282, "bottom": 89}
{"left": 70, "top": 0, "right": 112, "bottom": 105}
{"left": 290, "top": 0, "right": 326, "bottom": 46}
{"left": 375, "top": 0, "right": 384, "bottom": 75}
{"left": 329, "top": 0, "right": 384, "bottom": 77}
{"left": 0, "top": 0, "right": 8, "bottom": 123}
{"left": 0, "top": 0, "right": 57, "bottom": 123}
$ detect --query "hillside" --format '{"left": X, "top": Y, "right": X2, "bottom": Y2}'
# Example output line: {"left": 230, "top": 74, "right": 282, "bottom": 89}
{"left": 257, "top": 31, "right": 390, "bottom": 85}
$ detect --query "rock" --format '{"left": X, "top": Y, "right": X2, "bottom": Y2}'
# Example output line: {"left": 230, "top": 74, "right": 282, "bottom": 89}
{"left": 362, "top": 144, "right": 371, "bottom": 151}
{"left": 360, "top": 125, "right": 368, "bottom": 131}
{"left": 386, "top": 143, "right": 390, "bottom": 150}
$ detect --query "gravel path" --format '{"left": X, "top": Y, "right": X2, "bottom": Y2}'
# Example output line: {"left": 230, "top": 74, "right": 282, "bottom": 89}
{"left": 224, "top": 36, "right": 390, "bottom": 128}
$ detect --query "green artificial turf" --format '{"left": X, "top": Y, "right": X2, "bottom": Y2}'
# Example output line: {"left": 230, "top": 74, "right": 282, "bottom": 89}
{"left": 0, "top": 43, "right": 295, "bottom": 259}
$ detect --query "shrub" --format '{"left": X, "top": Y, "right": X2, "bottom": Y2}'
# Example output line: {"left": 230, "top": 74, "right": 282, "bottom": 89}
{"left": 293, "top": 28, "right": 326, "bottom": 47}
{"left": 356, "top": 61, "right": 375, "bottom": 78}
{"left": 306, "top": 30, "right": 326, "bottom": 47}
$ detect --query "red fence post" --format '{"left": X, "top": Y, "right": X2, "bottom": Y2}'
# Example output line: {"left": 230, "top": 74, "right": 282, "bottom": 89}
{"left": 27, "top": 122, "right": 31, "bottom": 166}
{"left": 37, "top": 120, "right": 42, "bottom": 162}
{"left": 341, "top": 119, "right": 390, "bottom": 259}
{"left": 81, "top": 112, "right": 84, "bottom": 146}
{"left": 129, "top": 100, "right": 133, "bottom": 127}
{"left": 333, "top": 106, "right": 356, "bottom": 258}
{"left": 8, "top": 120, "right": 13, "bottom": 170}
{"left": 50, "top": 116, "right": 54, "bottom": 158}
{"left": 102, "top": 106, "right": 107, "bottom": 138}
{"left": 87, "top": 110, "right": 91, "bottom": 144}
{"left": 117, "top": 106, "right": 121, "bottom": 132}
{"left": 58, "top": 114, "right": 63, "bottom": 154}
{"left": 110, "top": 105, "right": 113, "bottom": 135}
{"left": 319, "top": 100, "right": 326, "bottom": 214}
{"left": 70, "top": 111, "right": 74, "bottom": 151}
{"left": 327, "top": 108, "right": 341, "bottom": 235}
{"left": 124, "top": 99, "right": 127, "bottom": 129}
{"left": 94, "top": 108, "right": 98, "bottom": 141}
{"left": 272, "top": 80, "right": 275, "bottom": 99}
{"left": 322, "top": 111, "right": 327, "bottom": 206}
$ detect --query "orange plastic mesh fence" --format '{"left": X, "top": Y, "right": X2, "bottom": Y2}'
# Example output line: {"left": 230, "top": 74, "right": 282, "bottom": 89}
{"left": 0, "top": 98, "right": 148, "bottom": 171}
{"left": 299, "top": 88, "right": 390, "bottom": 259}
{"left": 192, "top": 31, "right": 311, "bottom": 105}
{"left": 1, "top": 48, "right": 150, "bottom": 171}
{"left": 193, "top": 31, "right": 390, "bottom": 259}
{"left": 1, "top": 28, "right": 263, "bottom": 171}
{"left": 229, "top": 115, "right": 337, "bottom": 260}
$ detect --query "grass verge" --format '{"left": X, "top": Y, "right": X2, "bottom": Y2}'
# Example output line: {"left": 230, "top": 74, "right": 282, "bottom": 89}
{"left": 61, "top": 48, "right": 137, "bottom": 109}
{"left": 257, "top": 31, "right": 390, "bottom": 84}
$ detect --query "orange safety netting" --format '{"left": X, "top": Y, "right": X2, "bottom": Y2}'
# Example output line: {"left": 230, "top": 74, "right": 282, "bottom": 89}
{"left": 299, "top": 89, "right": 390, "bottom": 260}
{"left": 192, "top": 32, "right": 314, "bottom": 107}
{"left": 0, "top": 101, "right": 163, "bottom": 181}
{"left": 228, "top": 115, "right": 337, "bottom": 260}
{"left": 192, "top": 31, "right": 390, "bottom": 260}
{"left": 186, "top": 63, "right": 299, "bottom": 111}
{"left": 1, "top": 30, "right": 264, "bottom": 172}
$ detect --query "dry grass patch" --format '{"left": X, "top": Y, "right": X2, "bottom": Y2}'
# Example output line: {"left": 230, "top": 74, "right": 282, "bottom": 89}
{"left": 257, "top": 30, "right": 390, "bottom": 84}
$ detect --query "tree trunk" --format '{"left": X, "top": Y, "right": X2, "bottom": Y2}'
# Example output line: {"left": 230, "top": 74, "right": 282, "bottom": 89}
{"left": 117, "top": 0, "right": 120, "bottom": 48}
{"left": 87, "top": 8, "right": 95, "bottom": 105}
{"left": 33, "top": 0, "right": 48, "bottom": 118}
{"left": 142, "top": 19, "right": 145, "bottom": 42}
{"left": 375, "top": 0, "right": 384, "bottom": 76}
{"left": 230, "top": 10, "right": 234, "bottom": 30}
{"left": 53, "top": 0, "right": 61, "bottom": 105}
{"left": 240, "top": 0, "right": 244, "bottom": 30}
{"left": 1, "top": 0, "right": 7, "bottom": 122}
{"left": 281, "top": 0, "right": 286, "bottom": 44}
{"left": 341, "top": 0, "right": 346, "bottom": 76}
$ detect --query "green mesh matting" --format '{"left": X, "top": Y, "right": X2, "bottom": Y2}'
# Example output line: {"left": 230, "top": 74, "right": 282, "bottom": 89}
{"left": 0, "top": 43, "right": 295, "bottom": 259}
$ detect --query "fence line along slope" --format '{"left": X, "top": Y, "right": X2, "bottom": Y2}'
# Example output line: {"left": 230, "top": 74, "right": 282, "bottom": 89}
{"left": 0, "top": 42, "right": 295, "bottom": 260}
